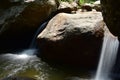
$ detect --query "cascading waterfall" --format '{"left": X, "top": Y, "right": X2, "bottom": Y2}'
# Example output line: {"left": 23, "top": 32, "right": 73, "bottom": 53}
{"left": 29, "top": 21, "right": 48, "bottom": 48}
{"left": 95, "top": 32, "right": 119, "bottom": 80}
{"left": 0, "top": 22, "right": 49, "bottom": 79}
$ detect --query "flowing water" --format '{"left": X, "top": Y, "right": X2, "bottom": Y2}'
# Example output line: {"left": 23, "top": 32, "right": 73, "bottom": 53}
{"left": 0, "top": 30, "right": 119, "bottom": 80}
{"left": 0, "top": 22, "right": 91, "bottom": 80}
{"left": 29, "top": 22, "right": 48, "bottom": 48}
{"left": 0, "top": 23, "right": 120, "bottom": 80}
{"left": 0, "top": 22, "right": 50, "bottom": 79}
{"left": 0, "top": 3, "right": 119, "bottom": 79}
{"left": 0, "top": 49, "right": 52, "bottom": 80}
{"left": 0, "top": 49, "right": 91, "bottom": 80}
{"left": 95, "top": 32, "right": 119, "bottom": 80}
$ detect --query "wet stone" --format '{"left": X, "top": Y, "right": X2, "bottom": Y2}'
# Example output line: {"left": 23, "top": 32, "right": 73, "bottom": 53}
{"left": 2, "top": 76, "right": 36, "bottom": 80}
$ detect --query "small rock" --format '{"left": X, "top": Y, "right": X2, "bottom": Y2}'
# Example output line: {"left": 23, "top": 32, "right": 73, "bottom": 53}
{"left": 93, "top": 1, "right": 101, "bottom": 12}
{"left": 57, "top": 2, "right": 78, "bottom": 13}
{"left": 81, "top": 3, "right": 93, "bottom": 12}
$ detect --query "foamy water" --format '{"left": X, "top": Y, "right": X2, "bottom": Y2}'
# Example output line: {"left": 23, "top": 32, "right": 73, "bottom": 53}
{"left": 0, "top": 49, "right": 49, "bottom": 79}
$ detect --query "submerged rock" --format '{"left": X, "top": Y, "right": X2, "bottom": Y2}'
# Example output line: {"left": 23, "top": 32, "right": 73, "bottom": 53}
{"left": 0, "top": 0, "right": 59, "bottom": 52}
{"left": 37, "top": 12, "right": 105, "bottom": 68}
{"left": 2, "top": 76, "right": 36, "bottom": 80}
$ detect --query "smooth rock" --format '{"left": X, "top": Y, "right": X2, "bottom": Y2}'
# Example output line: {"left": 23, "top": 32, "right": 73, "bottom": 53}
{"left": 37, "top": 12, "right": 105, "bottom": 69}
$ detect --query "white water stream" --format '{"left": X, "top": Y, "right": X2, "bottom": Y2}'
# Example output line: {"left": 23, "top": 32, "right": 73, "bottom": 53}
{"left": 95, "top": 32, "right": 119, "bottom": 80}
{"left": 29, "top": 22, "right": 48, "bottom": 48}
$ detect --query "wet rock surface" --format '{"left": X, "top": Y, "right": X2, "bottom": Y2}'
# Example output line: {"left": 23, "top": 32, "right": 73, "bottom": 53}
{"left": 2, "top": 76, "right": 36, "bottom": 80}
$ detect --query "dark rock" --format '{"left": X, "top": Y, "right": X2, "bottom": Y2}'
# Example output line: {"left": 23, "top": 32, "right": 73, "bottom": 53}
{"left": 37, "top": 12, "right": 105, "bottom": 69}
{"left": 2, "top": 76, "right": 36, "bottom": 80}
{"left": 101, "top": 0, "right": 120, "bottom": 37}
{"left": 0, "top": 0, "right": 59, "bottom": 52}
{"left": 81, "top": 3, "right": 93, "bottom": 11}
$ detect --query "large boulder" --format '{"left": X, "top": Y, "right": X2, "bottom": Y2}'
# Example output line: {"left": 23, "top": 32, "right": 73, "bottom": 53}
{"left": 101, "top": 0, "right": 120, "bottom": 38}
{"left": 37, "top": 12, "right": 105, "bottom": 68}
{"left": 0, "top": 0, "right": 59, "bottom": 52}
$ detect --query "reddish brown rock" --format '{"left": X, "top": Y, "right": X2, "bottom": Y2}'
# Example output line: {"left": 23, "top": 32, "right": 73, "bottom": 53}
{"left": 37, "top": 12, "right": 105, "bottom": 68}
